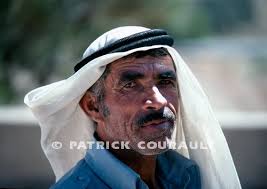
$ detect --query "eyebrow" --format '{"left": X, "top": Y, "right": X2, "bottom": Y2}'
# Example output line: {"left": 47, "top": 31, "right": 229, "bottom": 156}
{"left": 157, "top": 70, "right": 177, "bottom": 80}
{"left": 118, "top": 71, "right": 145, "bottom": 82}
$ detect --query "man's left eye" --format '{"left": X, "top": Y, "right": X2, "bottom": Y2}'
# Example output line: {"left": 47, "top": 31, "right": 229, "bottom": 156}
{"left": 158, "top": 80, "right": 174, "bottom": 86}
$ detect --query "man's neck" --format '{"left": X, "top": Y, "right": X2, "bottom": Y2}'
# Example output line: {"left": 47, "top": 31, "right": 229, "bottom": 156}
{"left": 109, "top": 148, "right": 161, "bottom": 189}
{"left": 94, "top": 132, "right": 161, "bottom": 188}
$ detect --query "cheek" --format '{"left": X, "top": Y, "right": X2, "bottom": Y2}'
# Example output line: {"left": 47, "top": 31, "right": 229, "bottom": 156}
{"left": 115, "top": 89, "right": 141, "bottom": 102}
{"left": 106, "top": 88, "right": 138, "bottom": 113}
{"left": 111, "top": 90, "right": 142, "bottom": 113}
{"left": 105, "top": 96, "right": 138, "bottom": 127}
{"left": 170, "top": 92, "right": 179, "bottom": 108}
{"left": 160, "top": 88, "right": 179, "bottom": 108}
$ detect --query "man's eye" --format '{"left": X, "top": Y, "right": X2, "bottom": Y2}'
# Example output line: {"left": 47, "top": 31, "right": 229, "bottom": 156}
{"left": 123, "top": 81, "right": 136, "bottom": 88}
{"left": 158, "top": 80, "right": 174, "bottom": 85}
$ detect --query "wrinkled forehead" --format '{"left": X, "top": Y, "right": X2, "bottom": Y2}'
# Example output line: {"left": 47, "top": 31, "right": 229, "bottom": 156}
{"left": 101, "top": 53, "right": 178, "bottom": 86}
{"left": 108, "top": 53, "right": 176, "bottom": 72}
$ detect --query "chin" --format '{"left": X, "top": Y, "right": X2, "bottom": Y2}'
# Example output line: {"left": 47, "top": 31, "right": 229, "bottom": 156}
{"left": 137, "top": 147, "right": 170, "bottom": 156}
{"left": 130, "top": 136, "right": 173, "bottom": 156}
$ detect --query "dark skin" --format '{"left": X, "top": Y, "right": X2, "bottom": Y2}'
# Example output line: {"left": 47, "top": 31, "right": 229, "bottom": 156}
{"left": 80, "top": 55, "right": 179, "bottom": 189}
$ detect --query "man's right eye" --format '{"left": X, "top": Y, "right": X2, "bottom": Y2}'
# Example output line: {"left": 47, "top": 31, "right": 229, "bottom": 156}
{"left": 123, "top": 81, "right": 136, "bottom": 88}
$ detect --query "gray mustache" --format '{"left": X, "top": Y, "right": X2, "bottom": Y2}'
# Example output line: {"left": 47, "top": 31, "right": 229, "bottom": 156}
{"left": 135, "top": 107, "right": 175, "bottom": 127}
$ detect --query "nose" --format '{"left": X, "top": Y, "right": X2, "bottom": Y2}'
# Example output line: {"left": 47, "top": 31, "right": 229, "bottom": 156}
{"left": 143, "top": 86, "right": 167, "bottom": 110}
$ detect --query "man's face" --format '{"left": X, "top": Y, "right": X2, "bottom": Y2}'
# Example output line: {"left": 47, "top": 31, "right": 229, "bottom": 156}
{"left": 98, "top": 54, "right": 179, "bottom": 155}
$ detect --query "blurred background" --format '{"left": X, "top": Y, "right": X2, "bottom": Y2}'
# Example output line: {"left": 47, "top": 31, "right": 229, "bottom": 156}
{"left": 0, "top": 0, "right": 266, "bottom": 188}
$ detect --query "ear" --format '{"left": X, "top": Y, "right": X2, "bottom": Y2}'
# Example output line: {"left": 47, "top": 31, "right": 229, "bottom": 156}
{"left": 79, "top": 91, "right": 104, "bottom": 124}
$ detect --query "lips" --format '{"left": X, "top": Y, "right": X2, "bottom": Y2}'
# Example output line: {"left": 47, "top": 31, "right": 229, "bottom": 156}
{"left": 140, "top": 120, "right": 174, "bottom": 132}
{"left": 141, "top": 119, "right": 167, "bottom": 127}
{"left": 137, "top": 120, "right": 174, "bottom": 141}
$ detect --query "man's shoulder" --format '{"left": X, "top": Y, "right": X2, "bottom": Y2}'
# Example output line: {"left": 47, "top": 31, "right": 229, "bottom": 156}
{"left": 50, "top": 158, "right": 110, "bottom": 189}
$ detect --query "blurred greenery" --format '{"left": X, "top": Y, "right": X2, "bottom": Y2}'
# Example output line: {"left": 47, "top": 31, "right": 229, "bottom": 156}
{"left": 0, "top": 0, "right": 254, "bottom": 104}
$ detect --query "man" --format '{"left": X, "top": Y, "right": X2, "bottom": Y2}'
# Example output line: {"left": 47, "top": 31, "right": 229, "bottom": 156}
{"left": 51, "top": 47, "right": 201, "bottom": 189}
{"left": 24, "top": 26, "right": 241, "bottom": 189}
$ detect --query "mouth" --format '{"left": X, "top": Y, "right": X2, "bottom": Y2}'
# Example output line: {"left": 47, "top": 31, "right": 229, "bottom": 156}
{"left": 140, "top": 120, "right": 174, "bottom": 133}
{"left": 141, "top": 119, "right": 168, "bottom": 127}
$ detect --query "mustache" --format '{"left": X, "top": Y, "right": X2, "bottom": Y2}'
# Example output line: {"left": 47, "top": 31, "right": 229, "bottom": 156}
{"left": 135, "top": 107, "right": 176, "bottom": 127}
